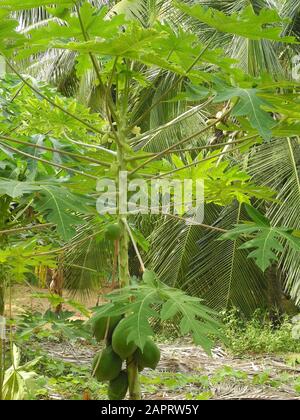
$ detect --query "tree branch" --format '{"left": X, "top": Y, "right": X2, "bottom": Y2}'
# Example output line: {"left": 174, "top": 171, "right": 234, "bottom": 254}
{"left": 129, "top": 108, "right": 232, "bottom": 176}
{"left": 0, "top": 135, "right": 111, "bottom": 167}
{"left": 0, "top": 141, "right": 99, "bottom": 180}
{"left": 152, "top": 137, "right": 255, "bottom": 179}
{"left": 130, "top": 33, "right": 218, "bottom": 130}
{"left": 0, "top": 223, "right": 54, "bottom": 235}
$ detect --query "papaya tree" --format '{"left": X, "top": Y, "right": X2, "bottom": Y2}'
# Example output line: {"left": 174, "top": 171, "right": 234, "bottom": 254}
{"left": 10, "top": 1, "right": 300, "bottom": 313}
{"left": 1, "top": 0, "right": 300, "bottom": 400}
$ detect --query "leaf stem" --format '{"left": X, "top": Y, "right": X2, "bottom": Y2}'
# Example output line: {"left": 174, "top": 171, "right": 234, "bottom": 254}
{"left": 0, "top": 223, "right": 54, "bottom": 236}
{"left": 0, "top": 141, "right": 99, "bottom": 180}
{"left": 0, "top": 135, "right": 111, "bottom": 167}
{"left": 152, "top": 137, "right": 255, "bottom": 179}
{"left": 129, "top": 108, "right": 232, "bottom": 176}
{"left": 127, "top": 134, "right": 258, "bottom": 161}
{"left": 123, "top": 217, "right": 145, "bottom": 273}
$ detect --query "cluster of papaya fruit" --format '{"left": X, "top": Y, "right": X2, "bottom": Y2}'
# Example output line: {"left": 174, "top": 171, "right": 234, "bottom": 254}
{"left": 91, "top": 315, "right": 160, "bottom": 400}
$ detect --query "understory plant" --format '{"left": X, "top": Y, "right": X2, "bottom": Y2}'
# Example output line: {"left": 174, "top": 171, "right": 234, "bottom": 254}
{"left": 223, "top": 309, "right": 300, "bottom": 355}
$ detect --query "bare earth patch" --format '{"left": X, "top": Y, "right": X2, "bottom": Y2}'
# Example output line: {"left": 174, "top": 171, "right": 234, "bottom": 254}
{"left": 39, "top": 340, "right": 300, "bottom": 400}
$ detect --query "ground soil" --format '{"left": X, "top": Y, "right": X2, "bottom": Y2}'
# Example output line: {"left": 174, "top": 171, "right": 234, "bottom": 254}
{"left": 7, "top": 285, "right": 300, "bottom": 400}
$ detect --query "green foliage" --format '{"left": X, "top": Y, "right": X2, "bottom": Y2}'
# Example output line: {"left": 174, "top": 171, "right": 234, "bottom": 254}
{"left": 0, "top": 0, "right": 300, "bottom": 401}
{"left": 0, "top": 179, "right": 92, "bottom": 240}
{"left": 2, "top": 345, "right": 41, "bottom": 400}
{"left": 247, "top": 137, "right": 300, "bottom": 305}
{"left": 0, "top": 0, "right": 73, "bottom": 10}
{"left": 0, "top": 10, "right": 22, "bottom": 54}
{"left": 16, "top": 310, "right": 90, "bottom": 342}
{"left": 223, "top": 309, "right": 300, "bottom": 355}
{"left": 148, "top": 204, "right": 268, "bottom": 316}
{"left": 214, "top": 83, "right": 275, "bottom": 139}
{"left": 0, "top": 241, "right": 56, "bottom": 281}
{"left": 94, "top": 270, "right": 223, "bottom": 354}
{"left": 31, "top": 293, "right": 91, "bottom": 317}
{"left": 221, "top": 205, "right": 300, "bottom": 272}
{"left": 292, "top": 315, "right": 300, "bottom": 340}
{"left": 24, "top": 350, "right": 107, "bottom": 400}
{"left": 175, "top": 2, "right": 296, "bottom": 42}
{"left": 35, "top": 185, "right": 92, "bottom": 240}
{"left": 169, "top": 153, "right": 275, "bottom": 205}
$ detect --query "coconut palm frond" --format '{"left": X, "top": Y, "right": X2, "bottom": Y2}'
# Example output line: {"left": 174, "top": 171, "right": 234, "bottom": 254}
{"left": 61, "top": 219, "right": 114, "bottom": 299}
{"left": 146, "top": 204, "right": 220, "bottom": 288}
{"left": 176, "top": 0, "right": 286, "bottom": 78}
{"left": 186, "top": 203, "right": 267, "bottom": 316}
{"left": 229, "top": 37, "right": 284, "bottom": 77}
{"left": 249, "top": 138, "right": 300, "bottom": 304}
{"left": 147, "top": 203, "right": 267, "bottom": 315}
{"left": 281, "top": 0, "right": 300, "bottom": 38}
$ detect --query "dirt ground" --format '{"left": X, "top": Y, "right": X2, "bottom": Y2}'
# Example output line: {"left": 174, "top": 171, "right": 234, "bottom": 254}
{"left": 40, "top": 340, "right": 300, "bottom": 400}
{"left": 7, "top": 285, "right": 99, "bottom": 317}
{"left": 7, "top": 285, "right": 300, "bottom": 400}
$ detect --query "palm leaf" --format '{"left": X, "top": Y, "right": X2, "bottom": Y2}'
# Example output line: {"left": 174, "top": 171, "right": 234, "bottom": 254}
{"left": 248, "top": 137, "right": 300, "bottom": 303}
{"left": 186, "top": 203, "right": 267, "bottom": 315}
{"left": 61, "top": 218, "right": 114, "bottom": 299}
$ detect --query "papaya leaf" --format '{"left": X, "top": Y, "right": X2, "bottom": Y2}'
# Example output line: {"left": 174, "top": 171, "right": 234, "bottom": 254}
{"left": 24, "top": 4, "right": 125, "bottom": 50}
{"left": 93, "top": 270, "right": 223, "bottom": 353}
{"left": 0, "top": 241, "right": 56, "bottom": 282}
{"left": 0, "top": 178, "right": 40, "bottom": 197}
{"left": 159, "top": 287, "right": 223, "bottom": 354}
{"left": 32, "top": 293, "right": 91, "bottom": 317}
{"left": 221, "top": 223, "right": 300, "bottom": 272}
{"left": 0, "top": 10, "right": 23, "bottom": 55}
{"left": 0, "top": 179, "right": 91, "bottom": 240}
{"left": 170, "top": 156, "right": 275, "bottom": 205}
{"left": 34, "top": 185, "right": 91, "bottom": 240}
{"left": 214, "top": 83, "right": 275, "bottom": 139}
{"left": 174, "top": 2, "right": 296, "bottom": 43}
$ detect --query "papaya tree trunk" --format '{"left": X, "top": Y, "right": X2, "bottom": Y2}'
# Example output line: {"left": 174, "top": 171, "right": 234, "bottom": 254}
{"left": 127, "top": 354, "right": 141, "bottom": 400}
{"left": 117, "top": 132, "right": 141, "bottom": 400}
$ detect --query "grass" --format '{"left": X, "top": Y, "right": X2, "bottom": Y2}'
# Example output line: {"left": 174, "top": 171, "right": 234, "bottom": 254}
{"left": 222, "top": 309, "right": 300, "bottom": 355}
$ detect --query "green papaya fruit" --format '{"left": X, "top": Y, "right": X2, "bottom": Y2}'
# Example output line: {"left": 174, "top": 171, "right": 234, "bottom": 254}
{"left": 92, "top": 346, "right": 122, "bottom": 382}
{"left": 136, "top": 338, "right": 160, "bottom": 370}
{"left": 108, "top": 370, "right": 128, "bottom": 400}
{"left": 105, "top": 223, "right": 122, "bottom": 241}
{"left": 92, "top": 315, "right": 121, "bottom": 342}
{"left": 112, "top": 320, "right": 137, "bottom": 360}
